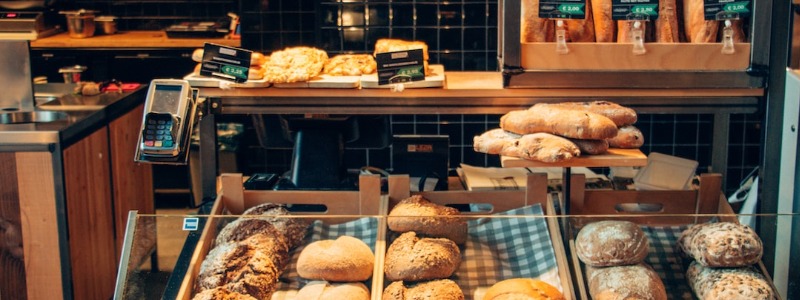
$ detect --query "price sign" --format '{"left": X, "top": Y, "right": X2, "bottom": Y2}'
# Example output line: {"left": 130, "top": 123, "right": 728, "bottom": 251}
{"left": 539, "top": 0, "right": 586, "bottom": 19}
{"left": 375, "top": 49, "right": 425, "bottom": 85}
{"left": 611, "top": 0, "right": 659, "bottom": 20}
{"left": 703, "top": 0, "right": 751, "bottom": 20}
{"left": 199, "top": 43, "right": 252, "bottom": 83}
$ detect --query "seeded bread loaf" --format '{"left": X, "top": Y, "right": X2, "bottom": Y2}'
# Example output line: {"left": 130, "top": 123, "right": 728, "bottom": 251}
{"left": 587, "top": 263, "right": 667, "bottom": 300}
{"left": 384, "top": 232, "right": 461, "bottom": 282}
{"left": 195, "top": 235, "right": 282, "bottom": 299}
{"left": 387, "top": 195, "right": 468, "bottom": 244}
{"left": 678, "top": 222, "right": 763, "bottom": 267}
{"left": 575, "top": 220, "right": 649, "bottom": 267}
{"left": 686, "top": 261, "right": 775, "bottom": 300}
{"left": 382, "top": 279, "right": 464, "bottom": 300}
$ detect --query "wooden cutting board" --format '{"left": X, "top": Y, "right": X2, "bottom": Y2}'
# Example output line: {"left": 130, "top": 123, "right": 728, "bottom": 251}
{"left": 360, "top": 64, "right": 445, "bottom": 89}
{"left": 273, "top": 74, "right": 360, "bottom": 88}
{"left": 183, "top": 73, "right": 271, "bottom": 88}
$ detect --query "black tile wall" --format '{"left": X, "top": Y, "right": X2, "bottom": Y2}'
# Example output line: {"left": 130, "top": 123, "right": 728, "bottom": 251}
{"left": 65, "top": 0, "right": 762, "bottom": 194}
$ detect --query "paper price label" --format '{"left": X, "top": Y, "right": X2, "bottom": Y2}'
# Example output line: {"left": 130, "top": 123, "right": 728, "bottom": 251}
{"left": 199, "top": 43, "right": 252, "bottom": 83}
{"left": 375, "top": 49, "right": 425, "bottom": 85}
{"left": 611, "top": 0, "right": 660, "bottom": 20}
{"left": 539, "top": 0, "right": 586, "bottom": 19}
{"left": 704, "top": 0, "right": 751, "bottom": 20}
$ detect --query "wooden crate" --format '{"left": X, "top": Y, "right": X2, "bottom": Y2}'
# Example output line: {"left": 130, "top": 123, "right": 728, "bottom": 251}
{"left": 175, "top": 173, "right": 386, "bottom": 300}
{"left": 382, "top": 173, "right": 575, "bottom": 300}
{"left": 521, "top": 42, "right": 751, "bottom": 71}
{"left": 565, "top": 173, "right": 780, "bottom": 299}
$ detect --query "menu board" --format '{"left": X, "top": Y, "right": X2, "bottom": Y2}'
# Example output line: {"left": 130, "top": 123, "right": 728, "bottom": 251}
{"left": 703, "top": 0, "right": 751, "bottom": 20}
{"left": 611, "top": 0, "right": 659, "bottom": 20}
{"left": 539, "top": 0, "right": 587, "bottom": 19}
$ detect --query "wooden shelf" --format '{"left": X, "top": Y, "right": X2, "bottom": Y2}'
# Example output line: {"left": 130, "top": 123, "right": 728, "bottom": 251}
{"left": 500, "top": 148, "right": 648, "bottom": 168}
{"left": 31, "top": 31, "right": 240, "bottom": 49}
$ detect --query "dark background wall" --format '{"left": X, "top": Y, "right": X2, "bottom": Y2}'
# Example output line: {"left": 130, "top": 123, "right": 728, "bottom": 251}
{"left": 61, "top": 0, "right": 761, "bottom": 193}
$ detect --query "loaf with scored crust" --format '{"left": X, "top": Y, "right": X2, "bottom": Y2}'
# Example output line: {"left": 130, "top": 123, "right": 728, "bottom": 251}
{"left": 575, "top": 220, "right": 649, "bottom": 267}
{"left": 388, "top": 195, "right": 468, "bottom": 244}
{"left": 384, "top": 232, "right": 461, "bottom": 282}
{"left": 587, "top": 263, "right": 667, "bottom": 300}
{"left": 502, "top": 107, "right": 618, "bottom": 140}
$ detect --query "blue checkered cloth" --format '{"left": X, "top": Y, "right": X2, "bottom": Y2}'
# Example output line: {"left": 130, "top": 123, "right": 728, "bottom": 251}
{"left": 641, "top": 225, "right": 694, "bottom": 300}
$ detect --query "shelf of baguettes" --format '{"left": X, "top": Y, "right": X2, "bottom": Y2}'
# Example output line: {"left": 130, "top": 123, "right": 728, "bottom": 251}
{"left": 564, "top": 173, "right": 781, "bottom": 300}
{"left": 521, "top": 43, "right": 750, "bottom": 70}
{"left": 175, "top": 173, "right": 387, "bottom": 300}
{"left": 500, "top": 148, "right": 648, "bottom": 168}
{"left": 30, "top": 31, "right": 240, "bottom": 49}
{"left": 199, "top": 72, "right": 762, "bottom": 115}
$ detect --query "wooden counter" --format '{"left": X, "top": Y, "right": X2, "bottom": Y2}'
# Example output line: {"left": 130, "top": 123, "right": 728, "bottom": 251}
{"left": 31, "top": 30, "right": 240, "bottom": 49}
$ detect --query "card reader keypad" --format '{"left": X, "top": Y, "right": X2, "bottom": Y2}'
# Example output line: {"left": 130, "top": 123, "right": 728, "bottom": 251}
{"left": 143, "top": 114, "right": 174, "bottom": 148}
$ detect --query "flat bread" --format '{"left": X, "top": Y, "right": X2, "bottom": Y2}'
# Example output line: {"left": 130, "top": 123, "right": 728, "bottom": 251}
{"left": 264, "top": 47, "right": 328, "bottom": 83}
{"left": 323, "top": 54, "right": 377, "bottom": 76}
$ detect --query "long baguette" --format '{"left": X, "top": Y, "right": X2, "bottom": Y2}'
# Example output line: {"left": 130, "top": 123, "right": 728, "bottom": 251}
{"left": 683, "top": 0, "right": 718, "bottom": 43}
{"left": 522, "top": 0, "right": 555, "bottom": 42}
{"left": 591, "top": 0, "right": 615, "bottom": 42}
{"left": 565, "top": 0, "right": 596, "bottom": 42}
{"left": 501, "top": 107, "right": 618, "bottom": 140}
{"left": 533, "top": 101, "right": 638, "bottom": 127}
{"left": 656, "top": 0, "right": 680, "bottom": 42}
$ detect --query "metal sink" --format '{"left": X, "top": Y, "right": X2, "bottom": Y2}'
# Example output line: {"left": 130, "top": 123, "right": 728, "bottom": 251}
{"left": 0, "top": 111, "right": 69, "bottom": 124}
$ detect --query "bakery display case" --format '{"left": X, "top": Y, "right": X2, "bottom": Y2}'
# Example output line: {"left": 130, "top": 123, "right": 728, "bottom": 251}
{"left": 501, "top": 0, "right": 771, "bottom": 88}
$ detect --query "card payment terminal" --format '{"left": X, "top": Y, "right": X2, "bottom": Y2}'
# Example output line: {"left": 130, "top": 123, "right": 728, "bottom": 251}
{"left": 135, "top": 79, "right": 197, "bottom": 164}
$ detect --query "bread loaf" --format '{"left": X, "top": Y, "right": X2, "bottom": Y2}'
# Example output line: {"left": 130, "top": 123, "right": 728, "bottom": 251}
{"left": 683, "top": 0, "right": 719, "bottom": 43}
{"left": 656, "top": 0, "right": 680, "bottom": 42}
{"left": 388, "top": 195, "right": 468, "bottom": 244}
{"left": 296, "top": 235, "right": 375, "bottom": 282}
{"left": 501, "top": 107, "right": 618, "bottom": 140}
{"left": 575, "top": 220, "right": 649, "bottom": 267}
{"left": 385, "top": 232, "right": 461, "bottom": 281}
{"left": 730, "top": 19, "right": 746, "bottom": 42}
{"left": 192, "top": 287, "right": 257, "bottom": 300}
{"left": 533, "top": 101, "right": 638, "bottom": 127}
{"left": 686, "top": 261, "right": 774, "bottom": 300}
{"left": 472, "top": 128, "right": 523, "bottom": 156}
{"left": 607, "top": 125, "right": 644, "bottom": 148}
{"left": 374, "top": 38, "right": 430, "bottom": 60}
{"left": 616, "top": 20, "right": 647, "bottom": 44}
{"left": 382, "top": 279, "right": 464, "bottom": 300}
{"left": 587, "top": 263, "right": 667, "bottom": 300}
{"left": 565, "top": 0, "right": 595, "bottom": 42}
{"left": 264, "top": 47, "right": 328, "bottom": 83}
{"left": 294, "top": 281, "right": 370, "bottom": 300}
{"left": 568, "top": 138, "right": 609, "bottom": 155}
{"left": 521, "top": 0, "right": 555, "bottom": 42}
{"left": 473, "top": 129, "right": 581, "bottom": 163}
{"left": 323, "top": 54, "right": 377, "bottom": 76}
{"left": 678, "top": 222, "right": 763, "bottom": 267}
{"left": 195, "top": 235, "right": 282, "bottom": 299}
{"left": 483, "top": 278, "right": 564, "bottom": 300}
{"left": 591, "top": 0, "right": 615, "bottom": 42}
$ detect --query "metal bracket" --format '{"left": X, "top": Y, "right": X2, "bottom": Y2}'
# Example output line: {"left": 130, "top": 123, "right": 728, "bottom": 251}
{"left": 502, "top": 65, "right": 525, "bottom": 87}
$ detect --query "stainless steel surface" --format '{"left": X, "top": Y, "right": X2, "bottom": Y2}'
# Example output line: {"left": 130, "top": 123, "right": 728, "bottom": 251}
{"left": 58, "top": 65, "right": 86, "bottom": 83}
{"left": 0, "top": 110, "right": 68, "bottom": 124}
{"left": 38, "top": 92, "right": 124, "bottom": 110}
{"left": 95, "top": 16, "right": 116, "bottom": 35}
{"left": 0, "top": 41, "right": 34, "bottom": 111}
{"left": 63, "top": 10, "right": 95, "bottom": 38}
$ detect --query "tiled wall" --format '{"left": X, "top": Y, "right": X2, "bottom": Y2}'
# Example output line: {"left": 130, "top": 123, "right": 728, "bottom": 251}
{"left": 67, "top": 0, "right": 761, "bottom": 193}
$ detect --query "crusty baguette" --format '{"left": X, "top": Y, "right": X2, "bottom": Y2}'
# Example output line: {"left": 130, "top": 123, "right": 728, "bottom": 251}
{"left": 522, "top": 0, "right": 555, "bottom": 42}
{"left": 566, "top": 0, "right": 596, "bottom": 42}
{"left": 501, "top": 107, "right": 618, "bottom": 140}
{"left": 617, "top": 20, "right": 649, "bottom": 43}
{"left": 591, "top": 0, "right": 615, "bottom": 42}
{"left": 474, "top": 129, "right": 580, "bottom": 163}
{"left": 656, "top": 0, "right": 680, "bottom": 42}
{"left": 568, "top": 138, "right": 609, "bottom": 155}
{"left": 683, "top": 0, "right": 719, "bottom": 43}
{"left": 730, "top": 19, "right": 746, "bottom": 42}
{"left": 472, "top": 128, "right": 523, "bottom": 156}
{"left": 607, "top": 125, "right": 644, "bottom": 148}
{"left": 533, "top": 101, "right": 638, "bottom": 127}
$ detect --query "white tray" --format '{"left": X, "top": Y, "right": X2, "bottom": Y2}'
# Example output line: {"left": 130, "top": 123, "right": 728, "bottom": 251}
{"left": 273, "top": 74, "right": 360, "bottom": 89}
{"left": 183, "top": 73, "right": 271, "bottom": 88}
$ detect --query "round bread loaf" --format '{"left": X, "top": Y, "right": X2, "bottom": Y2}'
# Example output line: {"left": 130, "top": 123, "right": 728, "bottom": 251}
{"left": 384, "top": 231, "right": 461, "bottom": 282}
{"left": 387, "top": 195, "right": 468, "bottom": 244}
{"left": 294, "top": 281, "right": 370, "bottom": 300}
{"left": 587, "top": 263, "right": 667, "bottom": 300}
{"left": 192, "top": 286, "right": 257, "bottom": 300}
{"left": 678, "top": 222, "right": 763, "bottom": 267}
{"left": 686, "top": 261, "right": 774, "bottom": 300}
{"left": 382, "top": 279, "right": 464, "bottom": 300}
{"left": 575, "top": 220, "right": 649, "bottom": 267}
{"left": 296, "top": 235, "right": 375, "bottom": 282}
{"left": 483, "top": 278, "right": 564, "bottom": 300}
{"left": 195, "top": 234, "right": 282, "bottom": 299}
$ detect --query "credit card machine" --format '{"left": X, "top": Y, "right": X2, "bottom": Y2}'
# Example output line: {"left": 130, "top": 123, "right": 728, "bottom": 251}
{"left": 135, "top": 79, "right": 197, "bottom": 164}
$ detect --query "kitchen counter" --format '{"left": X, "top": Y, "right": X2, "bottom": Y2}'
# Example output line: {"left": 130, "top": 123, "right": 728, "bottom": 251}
{"left": 0, "top": 84, "right": 146, "bottom": 148}
{"left": 30, "top": 30, "right": 240, "bottom": 49}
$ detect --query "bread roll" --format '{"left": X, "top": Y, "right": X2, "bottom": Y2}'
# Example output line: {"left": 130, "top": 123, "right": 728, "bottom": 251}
{"left": 678, "top": 222, "right": 763, "bottom": 267}
{"left": 591, "top": 0, "right": 614, "bottom": 42}
{"left": 656, "top": 0, "right": 680, "bottom": 42}
{"left": 388, "top": 195, "right": 468, "bottom": 244}
{"left": 607, "top": 125, "right": 644, "bottom": 148}
{"left": 483, "top": 278, "right": 564, "bottom": 300}
{"left": 382, "top": 279, "right": 464, "bottom": 300}
{"left": 191, "top": 48, "right": 268, "bottom": 65}
{"left": 686, "top": 261, "right": 774, "bottom": 300}
{"left": 294, "top": 281, "right": 370, "bottom": 300}
{"left": 195, "top": 235, "right": 281, "bottom": 299}
{"left": 683, "top": 0, "right": 719, "bottom": 43}
{"left": 521, "top": 0, "right": 555, "bottom": 42}
{"left": 241, "top": 203, "right": 310, "bottom": 249}
{"left": 374, "top": 38, "right": 430, "bottom": 61}
{"left": 587, "top": 263, "right": 667, "bottom": 300}
{"left": 385, "top": 232, "right": 461, "bottom": 281}
{"left": 501, "top": 107, "right": 618, "bottom": 140}
{"left": 564, "top": 0, "right": 595, "bottom": 42}
{"left": 296, "top": 235, "right": 375, "bottom": 282}
{"left": 473, "top": 129, "right": 581, "bottom": 163}
{"left": 568, "top": 138, "right": 609, "bottom": 155}
{"left": 575, "top": 220, "right": 649, "bottom": 267}
{"left": 533, "top": 101, "right": 638, "bottom": 127}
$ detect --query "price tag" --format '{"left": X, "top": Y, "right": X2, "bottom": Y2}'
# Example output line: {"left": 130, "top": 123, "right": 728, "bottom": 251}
{"left": 611, "top": 0, "right": 659, "bottom": 20}
{"left": 704, "top": 0, "right": 750, "bottom": 20}
{"left": 199, "top": 43, "right": 252, "bottom": 83}
{"left": 539, "top": 0, "right": 586, "bottom": 19}
{"left": 182, "top": 217, "right": 199, "bottom": 231}
{"left": 375, "top": 49, "right": 425, "bottom": 85}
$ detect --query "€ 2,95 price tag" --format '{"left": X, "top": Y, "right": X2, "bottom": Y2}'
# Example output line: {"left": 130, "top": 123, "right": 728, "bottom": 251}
{"left": 199, "top": 43, "right": 252, "bottom": 83}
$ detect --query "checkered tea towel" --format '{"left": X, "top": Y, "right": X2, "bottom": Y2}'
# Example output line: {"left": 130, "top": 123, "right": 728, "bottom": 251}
{"left": 641, "top": 225, "right": 694, "bottom": 300}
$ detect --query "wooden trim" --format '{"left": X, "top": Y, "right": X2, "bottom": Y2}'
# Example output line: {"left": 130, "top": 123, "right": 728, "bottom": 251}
{"left": 0, "top": 152, "right": 27, "bottom": 300}
{"left": 31, "top": 31, "right": 240, "bottom": 49}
